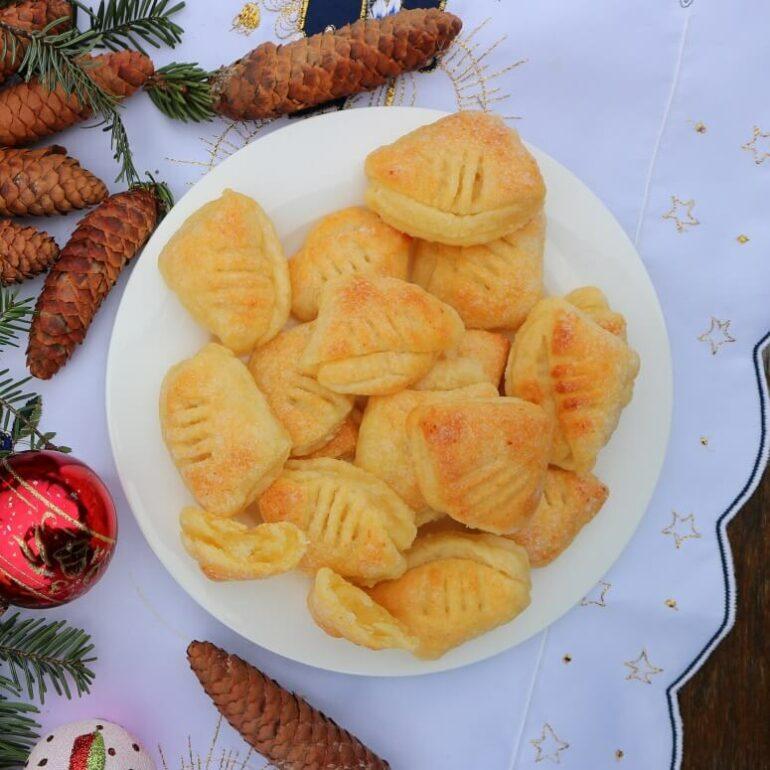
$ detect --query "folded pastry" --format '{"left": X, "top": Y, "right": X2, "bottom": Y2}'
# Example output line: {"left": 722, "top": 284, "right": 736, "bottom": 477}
{"left": 412, "top": 213, "right": 545, "bottom": 330}
{"left": 248, "top": 323, "right": 354, "bottom": 456}
{"left": 355, "top": 383, "right": 498, "bottom": 514}
{"left": 160, "top": 343, "right": 291, "bottom": 516}
{"left": 369, "top": 531, "right": 531, "bottom": 659}
{"left": 158, "top": 189, "right": 290, "bottom": 355}
{"left": 180, "top": 507, "right": 306, "bottom": 580}
{"left": 304, "top": 411, "right": 360, "bottom": 460}
{"left": 308, "top": 567, "right": 417, "bottom": 652}
{"left": 413, "top": 330, "right": 510, "bottom": 391}
{"left": 565, "top": 286, "right": 627, "bottom": 339}
{"left": 407, "top": 397, "right": 551, "bottom": 534}
{"left": 505, "top": 293, "right": 640, "bottom": 472}
{"left": 290, "top": 207, "right": 411, "bottom": 321}
{"left": 259, "top": 458, "right": 417, "bottom": 585}
{"left": 508, "top": 468, "right": 608, "bottom": 566}
{"left": 299, "top": 274, "right": 465, "bottom": 395}
{"left": 365, "top": 111, "right": 545, "bottom": 246}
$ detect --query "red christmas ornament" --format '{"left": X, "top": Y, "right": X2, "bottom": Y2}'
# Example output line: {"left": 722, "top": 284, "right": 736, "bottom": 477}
{"left": 0, "top": 450, "right": 117, "bottom": 610}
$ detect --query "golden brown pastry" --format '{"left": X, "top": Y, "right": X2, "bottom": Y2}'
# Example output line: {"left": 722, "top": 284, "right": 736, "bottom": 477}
{"left": 411, "top": 213, "right": 544, "bottom": 330}
{"left": 248, "top": 323, "right": 354, "bottom": 456}
{"left": 407, "top": 397, "right": 551, "bottom": 534}
{"left": 355, "top": 383, "right": 498, "bottom": 513}
{"left": 160, "top": 343, "right": 291, "bottom": 516}
{"left": 508, "top": 468, "right": 608, "bottom": 566}
{"left": 413, "top": 330, "right": 510, "bottom": 390}
{"left": 308, "top": 567, "right": 417, "bottom": 652}
{"left": 365, "top": 111, "right": 545, "bottom": 246}
{"left": 299, "top": 274, "right": 465, "bottom": 395}
{"left": 565, "top": 286, "right": 627, "bottom": 339}
{"left": 259, "top": 458, "right": 417, "bottom": 585}
{"left": 289, "top": 207, "right": 411, "bottom": 321}
{"left": 505, "top": 294, "right": 640, "bottom": 472}
{"left": 180, "top": 507, "right": 306, "bottom": 580}
{"left": 304, "top": 411, "right": 360, "bottom": 460}
{"left": 158, "top": 189, "right": 290, "bottom": 355}
{"left": 369, "top": 530, "right": 531, "bottom": 659}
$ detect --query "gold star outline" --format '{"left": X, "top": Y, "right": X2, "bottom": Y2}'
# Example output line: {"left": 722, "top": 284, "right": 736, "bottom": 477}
{"left": 625, "top": 649, "right": 663, "bottom": 684}
{"left": 742, "top": 126, "right": 770, "bottom": 165}
{"left": 662, "top": 511, "right": 702, "bottom": 549}
{"left": 698, "top": 317, "right": 736, "bottom": 355}
{"left": 580, "top": 580, "right": 611, "bottom": 607}
{"left": 531, "top": 723, "right": 569, "bottom": 763}
{"left": 662, "top": 196, "right": 699, "bottom": 232}
{"left": 231, "top": 2, "right": 261, "bottom": 34}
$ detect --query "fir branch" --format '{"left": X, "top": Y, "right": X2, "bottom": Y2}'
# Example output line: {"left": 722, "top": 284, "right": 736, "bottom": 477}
{"left": 0, "top": 379, "right": 69, "bottom": 456}
{"left": 146, "top": 61, "right": 214, "bottom": 122}
{"left": 0, "top": 697, "right": 40, "bottom": 770}
{"left": 0, "top": 614, "right": 96, "bottom": 703}
{"left": 0, "top": 290, "right": 33, "bottom": 349}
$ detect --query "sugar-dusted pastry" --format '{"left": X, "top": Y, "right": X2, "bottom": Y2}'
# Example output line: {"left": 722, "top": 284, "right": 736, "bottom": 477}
{"left": 407, "top": 397, "right": 551, "bottom": 534}
{"left": 505, "top": 294, "right": 640, "bottom": 472}
{"left": 300, "top": 274, "right": 465, "bottom": 396}
{"left": 289, "top": 207, "right": 411, "bottom": 321}
{"left": 355, "top": 383, "right": 498, "bottom": 513}
{"left": 180, "top": 507, "right": 306, "bottom": 580}
{"left": 259, "top": 458, "right": 417, "bottom": 585}
{"left": 565, "top": 286, "right": 627, "bottom": 339}
{"left": 411, "top": 213, "right": 545, "bottom": 330}
{"left": 308, "top": 567, "right": 417, "bottom": 652}
{"left": 365, "top": 111, "right": 545, "bottom": 246}
{"left": 160, "top": 343, "right": 291, "bottom": 516}
{"left": 508, "top": 468, "right": 608, "bottom": 566}
{"left": 304, "top": 411, "right": 360, "bottom": 460}
{"left": 369, "top": 531, "right": 531, "bottom": 659}
{"left": 413, "top": 330, "right": 510, "bottom": 391}
{"left": 158, "top": 189, "right": 290, "bottom": 355}
{"left": 248, "top": 323, "right": 354, "bottom": 456}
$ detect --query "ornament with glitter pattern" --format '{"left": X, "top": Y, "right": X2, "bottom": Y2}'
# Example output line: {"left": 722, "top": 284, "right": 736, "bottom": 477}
{"left": 0, "top": 451, "right": 116, "bottom": 609}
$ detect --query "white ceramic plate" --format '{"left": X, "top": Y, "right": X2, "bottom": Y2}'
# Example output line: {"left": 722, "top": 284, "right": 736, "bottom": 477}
{"left": 106, "top": 107, "right": 672, "bottom": 676}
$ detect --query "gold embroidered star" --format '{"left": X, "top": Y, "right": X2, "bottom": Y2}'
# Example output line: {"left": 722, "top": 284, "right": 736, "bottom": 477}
{"left": 742, "top": 126, "right": 770, "bottom": 165}
{"left": 625, "top": 649, "right": 663, "bottom": 684}
{"left": 662, "top": 196, "right": 699, "bottom": 232}
{"left": 231, "top": 2, "right": 261, "bottom": 34}
{"left": 581, "top": 580, "right": 611, "bottom": 607}
{"left": 531, "top": 723, "right": 569, "bottom": 763}
{"left": 662, "top": 511, "right": 701, "bottom": 549}
{"left": 698, "top": 317, "right": 736, "bottom": 355}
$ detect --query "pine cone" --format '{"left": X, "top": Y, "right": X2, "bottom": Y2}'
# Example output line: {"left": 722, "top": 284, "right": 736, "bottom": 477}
{"left": 27, "top": 187, "right": 160, "bottom": 379}
{"left": 0, "top": 220, "right": 58, "bottom": 284}
{"left": 0, "top": 146, "right": 108, "bottom": 217}
{"left": 0, "top": 50, "right": 154, "bottom": 147}
{"left": 0, "top": 0, "right": 73, "bottom": 84}
{"left": 187, "top": 641, "right": 390, "bottom": 770}
{"left": 212, "top": 8, "right": 462, "bottom": 120}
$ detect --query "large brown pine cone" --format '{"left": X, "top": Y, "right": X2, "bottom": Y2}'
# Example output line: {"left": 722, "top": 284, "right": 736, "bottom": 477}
{"left": 0, "top": 220, "right": 59, "bottom": 284}
{"left": 187, "top": 641, "right": 390, "bottom": 770}
{"left": 212, "top": 8, "right": 462, "bottom": 120}
{"left": 0, "top": 50, "right": 154, "bottom": 147}
{"left": 0, "top": 146, "right": 108, "bottom": 217}
{"left": 0, "top": 0, "right": 73, "bottom": 84}
{"left": 26, "top": 187, "right": 160, "bottom": 379}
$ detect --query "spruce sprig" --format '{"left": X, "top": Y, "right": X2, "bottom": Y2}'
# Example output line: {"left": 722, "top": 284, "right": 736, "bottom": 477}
{"left": 147, "top": 60, "right": 214, "bottom": 122}
{"left": 0, "top": 614, "right": 96, "bottom": 703}
{"left": 0, "top": 290, "right": 33, "bottom": 349}
{"left": 0, "top": 698, "right": 40, "bottom": 770}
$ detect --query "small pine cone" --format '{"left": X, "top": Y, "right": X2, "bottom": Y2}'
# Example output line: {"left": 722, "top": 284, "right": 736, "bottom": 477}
{"left": 187, "top": 641, "right": 390, "bottom": 770}
{"left": 0, "top": 220, "right": 59, "bottom": 284}
{"left": 0, "top": 51, "right": 154, "bottom": 147}
{"left": 0, "top": 146, "right": 108, "bottom": 217}
{"left": 27, "top": 187, "right": 159, "bottom": 379}
{"left": 0, "top": 0, "right": 73, "bottom": 84}
{"left": 212, "top": 8, "right": 462, "bottom": 120}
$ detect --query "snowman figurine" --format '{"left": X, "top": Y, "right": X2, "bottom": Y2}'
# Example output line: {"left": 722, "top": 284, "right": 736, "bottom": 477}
{"left": 26, "top": 720, "right": 155, "bottom": 770}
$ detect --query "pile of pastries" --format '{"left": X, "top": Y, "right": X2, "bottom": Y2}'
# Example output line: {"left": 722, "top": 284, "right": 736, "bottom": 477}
{"left": 158, "top": 111, "right": 640, "bottom": 660}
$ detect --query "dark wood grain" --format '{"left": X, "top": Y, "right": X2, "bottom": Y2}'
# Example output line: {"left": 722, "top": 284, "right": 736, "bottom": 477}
{"left": 680, "top": 361, "right": 770, "bottom": 768}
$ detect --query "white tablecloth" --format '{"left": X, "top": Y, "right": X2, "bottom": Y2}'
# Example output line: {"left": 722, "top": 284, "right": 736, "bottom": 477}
{"left": 6, "top": 1, "right": 770, "bottom": 767}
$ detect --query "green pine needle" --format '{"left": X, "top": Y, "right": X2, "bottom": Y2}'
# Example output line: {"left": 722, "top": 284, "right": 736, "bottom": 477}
{"left": 0, "top": 614, "right": 96, "bottom": 704}
{"left": 0, "top": 290, "right": 33, "bottom": 349}
{"left": 0, "top": 697, "right": 40, "bottom": 770}
{"left": 146, "top": 61, "right": 215, "bottom": 123}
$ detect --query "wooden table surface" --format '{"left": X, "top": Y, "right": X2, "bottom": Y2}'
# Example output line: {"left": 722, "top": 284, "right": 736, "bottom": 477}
{"left": 680, "top": 361, "right": 770, "bottom": 768}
